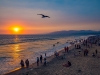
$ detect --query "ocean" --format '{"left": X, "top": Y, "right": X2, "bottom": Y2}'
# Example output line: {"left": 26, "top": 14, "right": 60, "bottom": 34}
{"left": 0, "top": 35, "right": 88, "bottom": 74}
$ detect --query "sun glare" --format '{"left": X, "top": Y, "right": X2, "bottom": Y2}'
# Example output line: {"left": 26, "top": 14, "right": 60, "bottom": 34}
{"left": 12, "top": 27, "right": 21, "bottom": 34}
{"left": 14, "top": 28, "right": 19, "bottom": 32}
{"left": 8, "top": 22, "right": 24, "bottom": 34}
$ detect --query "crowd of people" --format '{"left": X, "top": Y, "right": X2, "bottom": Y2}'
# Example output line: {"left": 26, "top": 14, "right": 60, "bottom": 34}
{"left": 20, "top": 35, "right": 100, "bottom": 70}
{"left": 20, "top": 53, "right": 47, "bottom": 68}
{"left": 75, "top": 44, "right": 81, "bottom": 49}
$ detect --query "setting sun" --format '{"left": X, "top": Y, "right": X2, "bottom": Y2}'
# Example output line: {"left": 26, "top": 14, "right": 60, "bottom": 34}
{"left": 14, "top": 28, "right": 19, "bottom": 32}
{"left": 10, "top": 26, "right": 22, "bottom": 34}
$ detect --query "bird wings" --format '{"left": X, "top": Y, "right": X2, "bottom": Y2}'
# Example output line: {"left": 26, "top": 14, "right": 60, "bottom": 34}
{"left": 37, "top": 14, "right": 50, "bottom": 18}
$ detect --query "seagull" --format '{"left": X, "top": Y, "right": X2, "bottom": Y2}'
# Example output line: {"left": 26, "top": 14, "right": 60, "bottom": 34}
{"left": 37, "top": 14, "right": 50, "bottom": 18}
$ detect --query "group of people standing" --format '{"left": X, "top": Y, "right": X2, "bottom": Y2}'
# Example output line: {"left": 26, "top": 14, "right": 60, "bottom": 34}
{"left": 20, "top": 53, "right": 47, "bottom": 68}
{"left": 36, "top": 54, "right": 47, "bottom": 66}
{"left": 64, "top": 46, "right": 69, "bottom": 52}
{"left": 20, "top": 59, "right": 29, "bottom": 68}
{"left": 75, "top": 44, "right": 81, "bottom": 49}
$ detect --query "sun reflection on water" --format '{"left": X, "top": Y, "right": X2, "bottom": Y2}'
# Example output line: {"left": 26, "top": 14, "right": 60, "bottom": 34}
{"left": 14, "top": 44, "right": 20, "bottom": 52}
{"left": 13, "top": 44, "right": 20, "bottom": 59}
{"left": 14, "top": 35, "right": 19, "bottom": 43}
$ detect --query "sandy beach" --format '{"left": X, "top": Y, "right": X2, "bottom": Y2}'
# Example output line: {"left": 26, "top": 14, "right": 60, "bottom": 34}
{"left": 5, "top": 37, "right": 100, "bottom": 75}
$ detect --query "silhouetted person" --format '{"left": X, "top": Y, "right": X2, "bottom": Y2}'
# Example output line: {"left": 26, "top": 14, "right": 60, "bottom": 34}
{"left": 37, "top": 57, "right": 39, "bottom": 66}
{"left": 57, "top": 42, "right": 59, "bottom": 44}
{"left": 54, "top": 51, "right": 59, "bottom": 57}
{"left": 86, "top": 49, "right": 89, "bottom": 56}
{"left": 66, "top": 47, "right": 69, "bottom": 52}
{"left": 53, "top": 44, "right": 55, "bottom": 47}
{"left": 44, "top": 57, "right": 47, "bottom": 66}
{"left": 20, "top": 59, "right": 24, "bottom": 68}
{"left": 68, "top": 61, "right": 71, "bottom": 66}
{"left": 25, "top": 59, "right": 29, "bottom": 68}
{"left": 64, "top": 47, "right": 67, "bottom": 52}
{"left": 63, "top": 61, "right": 71, "bottom": 67}
{"left": 77, "top": 45, "right": 78, "bottom": 49}
{"left": 95, "top": 49, "right": 98, "bottom": 55}
{"left": 79, "top": 45, "right": 81, "bottom": 49}
{"left": 75, "top": 44, "right": 76, "bottom": 49}
{"left": 40, "top": 55, "right": 43, "bottom": 63}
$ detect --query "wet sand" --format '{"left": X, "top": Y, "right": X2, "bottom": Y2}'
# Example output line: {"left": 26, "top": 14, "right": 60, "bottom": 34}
{"left": 5, "top": 42, "right": 100, "bottom": 75}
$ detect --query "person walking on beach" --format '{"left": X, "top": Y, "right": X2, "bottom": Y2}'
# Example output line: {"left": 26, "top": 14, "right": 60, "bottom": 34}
{"left": 64, "top": 47, "right": 67, "bottom": 52}
{"left": 66, "top": 46, "right": 69, "bottom": 52}
{"left": 86, "top": 49, "right": 89, "bottom": 56}
{"left": 54, "top": 51, "right": 59, "bottom": 57}
{"left": 95, "top": 49, "right": 98, "bottom": 55}
{"left": 44, "top": 57, "right": 47, "bottom": 66}
{"left": 40, "top": 55, "right": 43, "bottom": 64}
{"left": 25, "top": 59, "right": 29, "bottom": 68}
{"left": 45, "top": 53, "right": 46, "bottom": 57}
{"left": 37, "top": 57, "right": 39, "bottom": 66}
{"left": 20, "top": 59, "right": 24, "bottom": 68}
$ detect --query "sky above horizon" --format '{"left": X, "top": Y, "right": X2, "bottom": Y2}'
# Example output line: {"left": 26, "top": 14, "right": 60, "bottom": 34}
{"left": 0, "top": 0, "right": 100, "bottom": 34}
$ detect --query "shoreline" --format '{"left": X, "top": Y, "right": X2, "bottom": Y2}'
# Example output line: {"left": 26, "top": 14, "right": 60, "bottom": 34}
{"left": 0, "top": 35, "right": 89, "bottom": 75}
{"left": 4, "top": 35, "right": 93, "bottom": 75}
{"left": 4, "top": 43, "right": 76, "bottom": 75}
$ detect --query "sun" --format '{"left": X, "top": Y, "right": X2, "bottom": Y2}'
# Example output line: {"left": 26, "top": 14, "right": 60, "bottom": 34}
{"left": 12, "top": 27, "right": 21, "bottom": 34}
{"left": 8, "top": 22, "right": 24, "bottom": 34}
{"left": 14, "top": 28, "right": 19, "bottom": 32}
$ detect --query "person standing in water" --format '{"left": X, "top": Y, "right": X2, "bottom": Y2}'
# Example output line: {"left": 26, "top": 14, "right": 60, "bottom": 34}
{"left": 40, "top": 55, "right": 43, "bottom": 64}
{"left": 37, "top": 57, "right": 39, "bottom": 66}
{"left": 25, "top": 59, "right": 29, "bottom": 68}
{"left": 20, "top": 59, "right": 24, "bottom": 68}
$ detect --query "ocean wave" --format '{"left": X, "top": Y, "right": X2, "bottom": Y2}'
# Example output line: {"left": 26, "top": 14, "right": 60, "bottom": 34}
{"left": 0, "top": 57, "right": 12, "bottom": 61}
{"left": 0, "top": 37, "right": 56, "bottom": 46}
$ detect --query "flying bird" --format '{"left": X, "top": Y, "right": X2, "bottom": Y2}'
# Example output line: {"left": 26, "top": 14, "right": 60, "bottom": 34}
{"left": 37, "top": 14, "right": 50, "bottom": 18}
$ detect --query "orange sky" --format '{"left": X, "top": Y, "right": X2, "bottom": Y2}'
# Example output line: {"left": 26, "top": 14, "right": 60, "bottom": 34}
{"left": 0, "top": 0, "right": 100, "bottom": 34}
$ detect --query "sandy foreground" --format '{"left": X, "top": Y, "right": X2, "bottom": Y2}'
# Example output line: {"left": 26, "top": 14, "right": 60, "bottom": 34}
{"left": 5, "top": 43, "right": 100, "bottom": 75}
